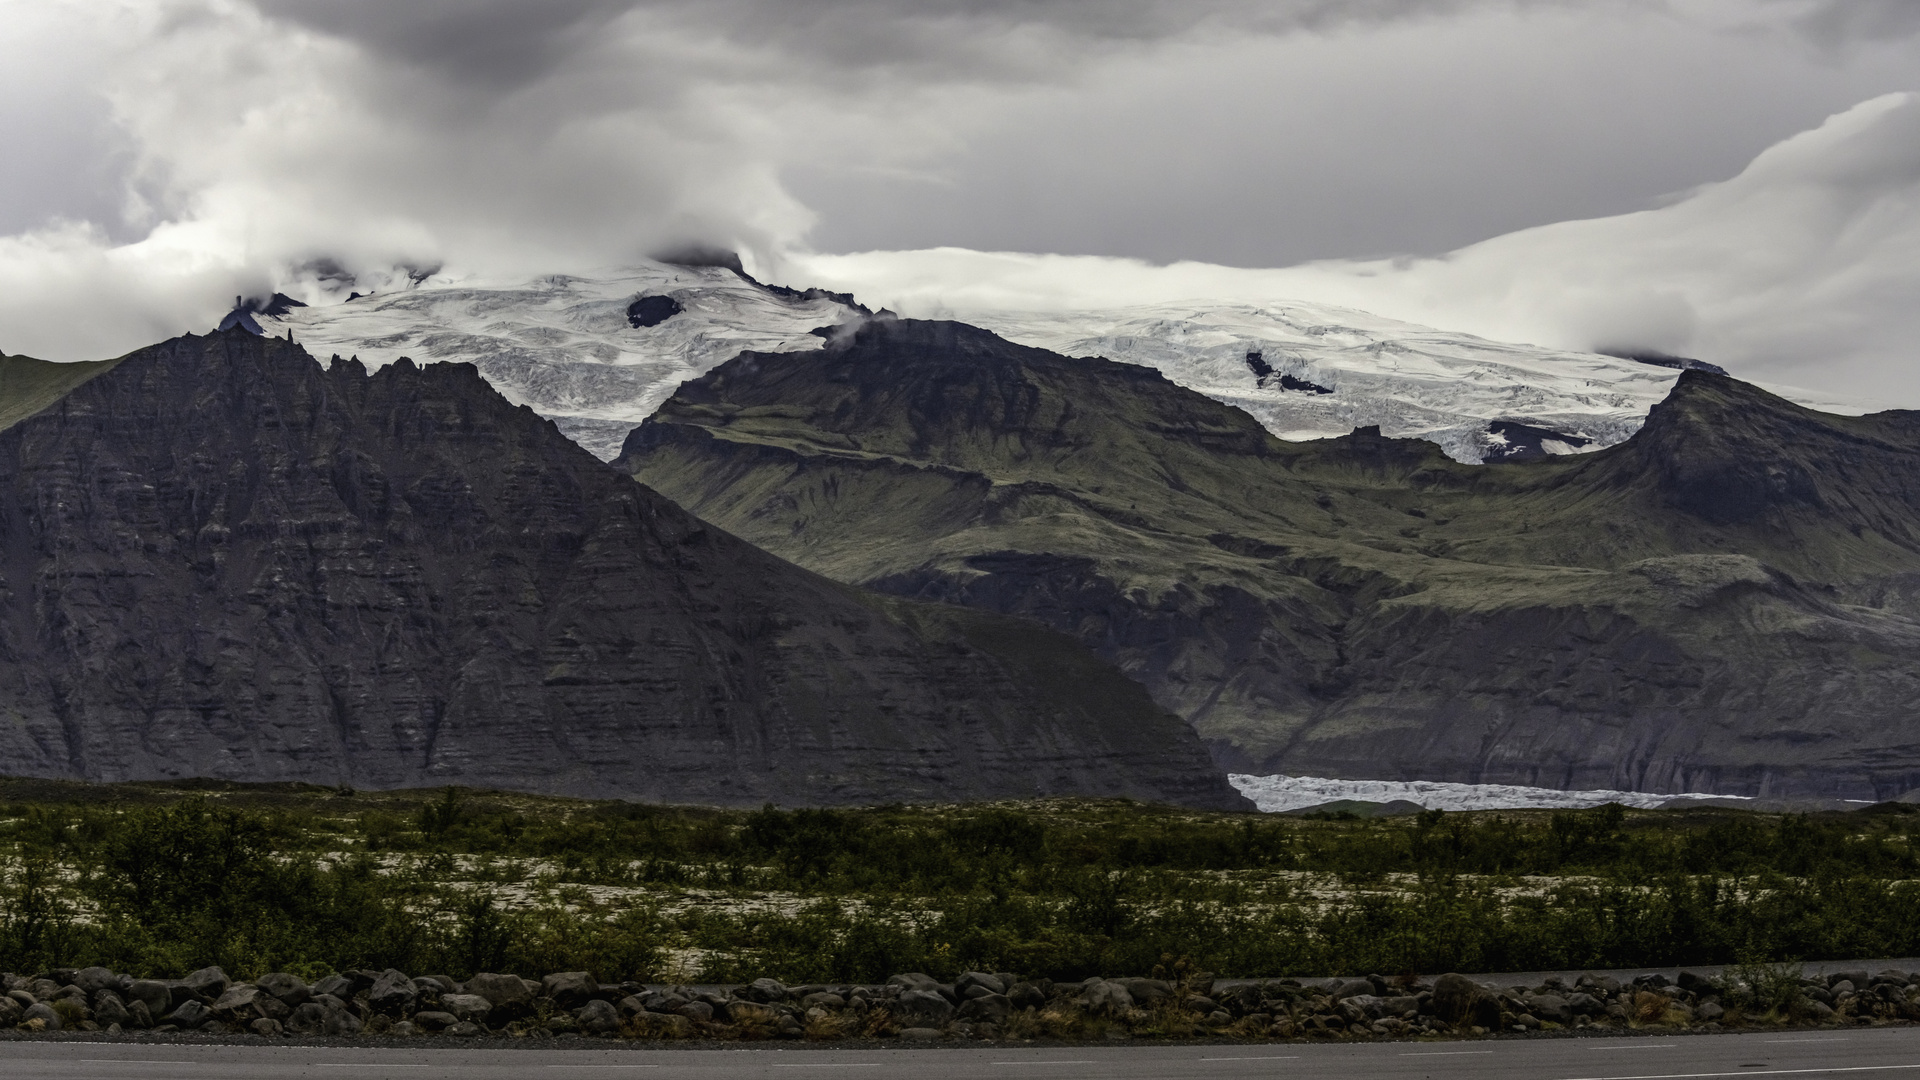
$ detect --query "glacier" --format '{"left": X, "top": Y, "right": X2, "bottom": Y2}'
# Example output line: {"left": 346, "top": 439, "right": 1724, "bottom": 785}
{"left": 1228, "top": 774, "right": 1754, "bottom": 813}
{"left": 260, "top": 260, "right": 1860, "bottom": 463}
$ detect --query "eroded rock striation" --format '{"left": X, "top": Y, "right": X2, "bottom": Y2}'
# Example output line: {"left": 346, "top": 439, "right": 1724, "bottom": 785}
{"left": 0, "top": 330, "right": 1243, "bottom": 809}
{"left": 618, "top": 318, "right": 1920, "bottom": 800}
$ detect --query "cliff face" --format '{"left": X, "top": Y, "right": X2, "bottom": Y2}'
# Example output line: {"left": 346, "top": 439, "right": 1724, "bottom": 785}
{"left": 619, "top": 319, "right": 1920, "bottom": 800}
{"left": 0, "top": 331, "right": 1245, "bottom": 809}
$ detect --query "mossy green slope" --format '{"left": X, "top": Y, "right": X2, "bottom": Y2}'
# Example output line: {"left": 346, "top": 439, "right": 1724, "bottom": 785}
{"left": 0, "top": 350, "right": 122, "bottom": 432}
{"left": 617, "top": 319, "right": 1920, "bottom": 800}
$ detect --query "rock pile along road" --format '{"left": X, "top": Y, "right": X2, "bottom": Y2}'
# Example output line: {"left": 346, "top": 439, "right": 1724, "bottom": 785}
{"left": 3, "top": 1028, "right": 1919, "bottom": 1080}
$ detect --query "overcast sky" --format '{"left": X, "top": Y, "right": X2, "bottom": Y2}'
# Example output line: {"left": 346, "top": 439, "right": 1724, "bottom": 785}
{"left": 1, "top": 0, "right": 1917, "bottom": 401}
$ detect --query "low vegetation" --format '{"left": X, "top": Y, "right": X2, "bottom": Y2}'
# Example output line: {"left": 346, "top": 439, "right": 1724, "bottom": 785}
{"left": 2, "top": 779, "right": 1919, "bottom": 986}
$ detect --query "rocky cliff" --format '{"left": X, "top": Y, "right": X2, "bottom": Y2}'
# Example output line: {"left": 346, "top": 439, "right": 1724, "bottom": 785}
{"left": 0, "top": 331, "right": 1244, "bottom": 809}
{"left": 618, "top": 318, "right": 1920, "bottom": 800}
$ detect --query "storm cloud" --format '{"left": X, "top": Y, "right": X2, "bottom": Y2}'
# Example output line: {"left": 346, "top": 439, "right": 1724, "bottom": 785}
{"left": 0, "top": 0, "right": 1915, "bottom": 402}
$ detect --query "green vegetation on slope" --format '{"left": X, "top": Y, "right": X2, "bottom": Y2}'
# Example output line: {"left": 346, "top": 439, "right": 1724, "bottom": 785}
{"left": 3, "top": 781, "right": 1919, "bottom": 984}
{"left": 616, "top": 320, "right": 1920, "bottom": 798}
{"left": 0, "top": 351, "right": 122, "bottom": 432}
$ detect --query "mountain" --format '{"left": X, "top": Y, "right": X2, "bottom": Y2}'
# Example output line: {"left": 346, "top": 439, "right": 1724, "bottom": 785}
{"left": 256, "top": 262, "right": 1858, "bottom": 465}
{"left": 0, "top": 332, "right": 1244, "bottom": 809}
{"left": 616, "top": 318, "right": 1920, "bottom": 801}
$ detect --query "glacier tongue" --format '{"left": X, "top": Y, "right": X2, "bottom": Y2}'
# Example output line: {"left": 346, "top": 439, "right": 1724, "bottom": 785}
{"left": 959, "top": 302, "right": 1861, "bottom": 463}
{"left": 261, "top": 262, "right": 1861, "bottom": 463}
{"left": 262, "top": 264, "right": 861, "bottom": 460}
{"left": 1229, "top": 774, "right": 1752, "bottom": 813}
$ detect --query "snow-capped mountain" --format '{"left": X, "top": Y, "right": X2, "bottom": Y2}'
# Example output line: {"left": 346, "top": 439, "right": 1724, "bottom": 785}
{"left": 258, "top": 261, "right": 1859, "bottom": 463}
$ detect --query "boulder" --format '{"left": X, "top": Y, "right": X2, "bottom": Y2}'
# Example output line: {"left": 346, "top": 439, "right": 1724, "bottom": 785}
{"left": 286, "top": 1003, "right": 329, "bottom": 1036}
{"left": 256, "top": 973, "right": 311, "bottom": 1008}
{"left": 895, "top": 989, "right": 955, "bottom": 1025}
{"left": 213, "top": 984, "right": 288, "bottom": 1023}
{"left": 127, "top": 1000, "right": 153, "bottom": 1029}
{"left": 887, "top": 973, "right": 943, "bottom": 995}
{"left": 311, "top": 975, "right": 357, "bottom": 1000}
{"left": 369, "top": 969, "right": 418, "bottom": 1014}
{"left": 250, "top": 1017, "right": 283, "bottom": 1037}
{"left": 542, "top": 972, "right": 600, "bottom": 1009}
{"left": 900, "top": 1026, "right": 943, "bottom": 1040}
{"left": 182, "top": 966, "right": 231, "bottom": 1000}
{"left": 126, "top": 979, "right": 172, "bottom": 1018}
{"left": 1114, "top": 978, "right": 1172, "bottom": 1006}
{"left": 448, "top": 1021, "right": 483, "bottom": 1037}
{"left": 1079, "top": 980, "right": 1134, "bottom": 1016}
{"left": 1009, "top": 982, "right": 1049, "bottom": 1010}
{"left": 412, "top": 1010, "right": 458, "bottom": 1032}
{"left": 442, "top": 994, "right": 494, "bottom": 1024}
{"left": 92, "top": 990, "right": 131, "bottom": 1029}
{"left": 467, "top": 972, "right": 534, "bottom": 1020}
{"left": 73, "top": 967, "right": 119, "bottom": 995}
{"left": 0, "top": 998, "right": 21, "bottom": 1025}
{"left": 956, "top": 972, "right": 1006, "bottom": 997}
{"left": 957, "top": 993, "right": 1011, "bottom": 1023}
{"left": 1698, "top": 1002, "right": 1726, "bottom": 1022}
{"left": 741, "top": 978, "right": 788, "bottom": 1003}
{"left": 800, "top": 992, "right": 845, "bottom": 1010}
{"left": 1528, "top": 994, "right": 1574, "bottom": 1025}
{"left": 1431, "top": 974, "right": 1499, "bottom": 1028}
{"left": 577, "top": 999, "right": 621, "bottom": 1034}
{"left": 676, "top": 1001, "right": 714, "bottom": 1023}
{"left": 23, "top": 1002, "right": 61, "bottom": 1030}
{"left": 1831, "top": 970, "right": 1871, "bottom": 990}
{"left": 164, "top": 999, "right": 212, "bottom": 1029}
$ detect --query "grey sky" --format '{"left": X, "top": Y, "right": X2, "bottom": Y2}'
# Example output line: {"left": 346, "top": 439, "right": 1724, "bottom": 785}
{"left": 0, "top": 0, "right": 1915, "bottom": 397}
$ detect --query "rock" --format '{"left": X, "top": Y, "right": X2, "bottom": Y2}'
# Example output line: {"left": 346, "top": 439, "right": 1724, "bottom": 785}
{"left": 958, "top": 993, "right": 1011, "bottom": 1023}
{"left": 73, "top": 967, "right": 118, "bottom": 995}
{"left": 417, "top": 976, "right": 457, "bottom": 994}
{"left": 256, "top": 973, "right": 311, "bottom": 1008}
{"left": 1831, "top": 971, "right": 1870, "bottom": 990}
{"left": 311, "top": 975, "right": 357, "bottom": 1000}
{"left": 413, "top": 1010, "right": 458, "bottom": 1032}
{"left": 1698, "top": 1002, "right": 1726, "bottom": 1022}
{"left": 442, "top": 993, "right": 493, "bottom": 1024}
{"left": 448, "top": 1021, "right": 483, "bottom": 1037}
{"left": 251, "top": 1017, "right": 283, "bottom": 1037}
{"left": 1009, "top": 982, "right": 1049, "bottom": 1010}
{"left": 286, "top": 1003, "right": 329, "bottom": 1036}
{"left": 127, "top": 999, "right": 153, "bottom": 1029}
{"left": 956, "top": 973, "right": 1005, "bottom": 997}
{"left": 577, "top": 1000, "right": 621, "bottom": 1035}
{"left": 23, "top": 1002, "right": 61, "bottom": 1030}
{"left": 676, "top": 1001, "right": 713, "bottom": 1023}
{"left": 92, "top": 990, "right": 131, "bottom": 1029}
{"left": 1810, "top": 1000, "right": 1836, "bottom": 1020}
{"left": 467, "top": 973, "right": 534, "bottom": 1020}
{"left": 1080, "top": 980, "right": 1134, "bottom": 1017}
{"left": 389, "top": 1021, "right": 417, "bottom": 1037}
{"left": 1515, "top": 1013, "right": 1541, "bottom": 1030}
{"left": 895, "top": 990, "right": 956, "bottom": 1025}
{"left": 1206, "top": 1010, "right": 1233, "bottom": 1027}
{"left": 1567, "top": 992, "right": 1602, "bottom": 1016}
{"left": 1832, "top": 980, "right": 1857, "bottom": 996}
{"left": 1114, "top": 978, "right": 1172, "bottom": 1006}
{"left": 368, "top": 969, "right": 418, "bottom": 1014}
{"left": 0, "top": 998, "right": 20, "bottom": 1025}
{"left": 542, "top": 972, "right": 599, "bottom": 1009}
{"left": 1528, "top": 994, "right": 1573, "bottom": 1025}
{"left": 183, "top": 966, "right": 231, "bottom": 1000}
{"left": 126, "top": 979, "right": 173, "bottom": 1018}
{"left": 741, "top": 978, "right": 788, "bottom": 1003}
{"left": 800, "top": 992, "right": 845, "bottom": 1010}
{"left": 326, "top": 1010, "right": 364, "bottom": 1037}
{"left": 213, "top": 984, "right": 288, "bottom": 1023}
{"left": 1431, "top": 974, "right": 1499, "bottom": 1028}
{"left": 164, "top": 999, "right": 212, "bottom": 1029}
{"left": 1329, "top": 978, "right": 1375, "bottom": 1000}
{"left": 900, "top": 1026, "right": 943, "bottom": 1040}
{"left": 888, "top": 973, "right": 943, "bottom": 995}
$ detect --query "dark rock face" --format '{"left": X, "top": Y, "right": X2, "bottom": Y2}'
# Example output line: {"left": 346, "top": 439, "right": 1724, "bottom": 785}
{"left": 0, "top": 330, "right": 1242, "bottom": 810}
{"left": 626, "top": 295, "right": 683, "bottom": 328}
{"left": 619, "top": 319, "right": 1920, "bottom": 800}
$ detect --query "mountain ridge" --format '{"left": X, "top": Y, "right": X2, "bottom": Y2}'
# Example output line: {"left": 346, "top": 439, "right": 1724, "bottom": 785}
{"left": 619, "top": 318, "right": 1920, "bottom": 800}
{"left": 0, "top": 328, "right": 1245, "bottom": 809}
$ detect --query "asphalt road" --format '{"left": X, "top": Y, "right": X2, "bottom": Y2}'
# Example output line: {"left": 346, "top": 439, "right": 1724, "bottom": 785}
{"left": 2, "top": 1028, "right": 1917, "bottom": 1080}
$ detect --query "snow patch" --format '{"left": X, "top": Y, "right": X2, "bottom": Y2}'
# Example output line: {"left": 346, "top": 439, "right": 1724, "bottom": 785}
{"left": 1229, "top": 773, "right": 1751, "bottom": 813}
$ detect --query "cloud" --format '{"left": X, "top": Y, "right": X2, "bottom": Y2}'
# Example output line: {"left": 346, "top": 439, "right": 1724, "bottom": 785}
{"left": 794, "top": 94, "right": 1920, "bottom": 406}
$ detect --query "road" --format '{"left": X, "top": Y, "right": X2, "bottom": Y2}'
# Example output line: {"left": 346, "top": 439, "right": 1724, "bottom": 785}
{"left": 2, "top": 1028, "right": 1917, "bottom": 1080}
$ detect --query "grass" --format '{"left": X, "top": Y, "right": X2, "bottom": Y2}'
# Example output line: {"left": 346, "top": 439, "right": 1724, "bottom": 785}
{"left": 2, "top": 779, "right": 1918, "bottom": 985}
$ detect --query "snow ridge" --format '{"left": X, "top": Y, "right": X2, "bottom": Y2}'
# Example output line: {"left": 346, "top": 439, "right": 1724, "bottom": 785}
{"left": 1229, "top": 773, "right": 1752, "bottom": 813}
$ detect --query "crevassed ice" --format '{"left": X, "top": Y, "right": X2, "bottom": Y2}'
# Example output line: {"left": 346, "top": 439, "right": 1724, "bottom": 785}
{"left": 1229, "top": 773, "right": 1750, "bottom": 813}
